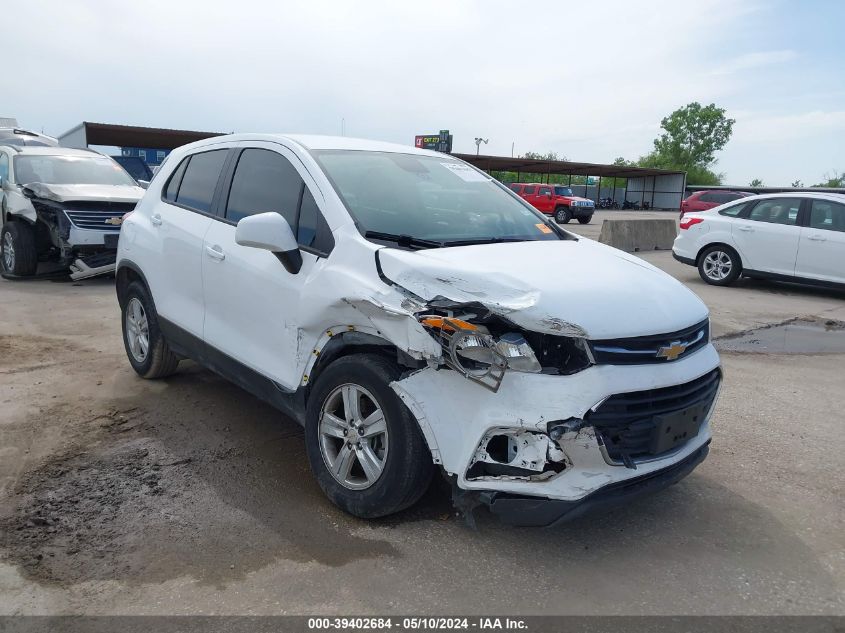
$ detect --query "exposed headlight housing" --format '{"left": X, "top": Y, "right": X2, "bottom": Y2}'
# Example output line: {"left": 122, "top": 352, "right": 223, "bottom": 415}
{"left": 420, "top": 316, "right": 543, "bottom": 391}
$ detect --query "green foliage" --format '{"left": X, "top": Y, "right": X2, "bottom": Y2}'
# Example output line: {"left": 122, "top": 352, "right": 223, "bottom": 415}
{"left": 749, "top": 178, "right": 764, "bottom": 187}
{"left": 522, "top": 151, "right": 566, "bottom": 161}
{"left": 790, "top": 180, "right": 803, "bottom": 188}
{"left": 652, "top": 102, "right": 735, "bottom": 172}
{"left": 813, "top": 170, "right": 844, "bottom": 188}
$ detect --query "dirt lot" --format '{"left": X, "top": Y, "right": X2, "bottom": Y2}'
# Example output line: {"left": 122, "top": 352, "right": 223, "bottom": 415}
{"left": 1, "top": 212, "right": 844, "bottom": 615}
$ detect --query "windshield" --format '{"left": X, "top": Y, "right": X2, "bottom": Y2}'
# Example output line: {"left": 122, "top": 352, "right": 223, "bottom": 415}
{"left": 313, "top": 150, "right": 562, "bottom": 244}
{"left": 554, "top": 186, "right": 574, "bottom": 196}
{"left": 13, "top": 155, "right": 136, "bottom": 186}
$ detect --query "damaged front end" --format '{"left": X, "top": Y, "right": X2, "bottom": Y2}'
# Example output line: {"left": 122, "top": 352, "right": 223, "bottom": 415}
{"left": 22, "top": 183, "right": 138, "bottom": 279}
{"left": 414, "top": 306, "right": 594, "bottom": 392}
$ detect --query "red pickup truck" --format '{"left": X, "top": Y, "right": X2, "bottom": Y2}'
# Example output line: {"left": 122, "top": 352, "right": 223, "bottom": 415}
{"left": 509, "top": 183, "right": 595, "bottom": 224}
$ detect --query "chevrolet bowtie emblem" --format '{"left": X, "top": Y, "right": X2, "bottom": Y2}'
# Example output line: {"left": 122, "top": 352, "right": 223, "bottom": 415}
{"left": 104, "top": 217, "right": 123, "bottom": 225}
{"left": 656, "top": 341, "right": 688, "bottom": 361}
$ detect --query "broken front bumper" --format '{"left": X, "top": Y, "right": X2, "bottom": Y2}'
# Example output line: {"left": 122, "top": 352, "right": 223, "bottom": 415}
{"left": 391, "top": 343, "right": 720, "bottom": 510}
{"left": 484, "top": 443, "right": 709, "bottom": 526}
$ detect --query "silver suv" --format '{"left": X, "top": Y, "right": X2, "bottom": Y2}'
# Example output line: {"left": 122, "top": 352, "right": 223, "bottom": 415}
{"left": 0, "top": 146, "right": 144, "bottom": 279}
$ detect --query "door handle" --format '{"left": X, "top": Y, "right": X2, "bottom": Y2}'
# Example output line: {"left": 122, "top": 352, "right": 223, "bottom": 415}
{"left": 150, "top": 214, "right": 162, "bottom": 227}
{"left": 205, "top": 245, "right": 225, "bottom": 261}
{"left": 737, "top": 225, "right": 754, "bottom": 232}
{"left": 808, "top": 234, "right": 827, "bottom": 242}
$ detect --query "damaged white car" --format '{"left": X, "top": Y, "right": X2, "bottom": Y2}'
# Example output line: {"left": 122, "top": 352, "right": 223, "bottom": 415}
{"left": 0, "top": 146, "right": 143, "bottom": 279}
{"left": 115, "top": 134, "right": 721, "bottom": 526}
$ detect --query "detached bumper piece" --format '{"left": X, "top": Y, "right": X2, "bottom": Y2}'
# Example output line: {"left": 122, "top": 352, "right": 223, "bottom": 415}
{"left": 69, "top": 251, "right": 117, "bottom": 280}
{"left": 485, "top": 443, "right": 709, "bottom": 527}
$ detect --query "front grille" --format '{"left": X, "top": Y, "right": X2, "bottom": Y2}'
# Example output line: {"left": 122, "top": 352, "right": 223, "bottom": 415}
{"left": 585, "top": 368, "right": 721, "bottom": 464}
{"left": 590, "top": 318, "right": 709, "bottom": 365}
{"left": 63, "top": 202, "right": 136, "bottom": 232}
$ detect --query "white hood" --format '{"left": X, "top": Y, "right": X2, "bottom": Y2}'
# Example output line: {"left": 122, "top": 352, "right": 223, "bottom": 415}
{"left": 23, "top": 182, "right": 144, "bottom": 204}
{"left": 378, "top": 239, "right": 708, "bottom": 339}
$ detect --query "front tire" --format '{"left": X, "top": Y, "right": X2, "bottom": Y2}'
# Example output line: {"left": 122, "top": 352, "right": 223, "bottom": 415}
{"left": 121, "top": 280, "right": 181, "bottom": 378}
{"left": 697, "top": 245, "right": 741, "bottom": 286}
{"left": 554, "top": 207, "right": 572, "bottom": 224}
{"left": 305, "top": 353, "right": 434, "bottom": 519}
{"left": 1, "top": 221, "right": 38, "bottom": 277}
{"left": 577, "top": 215, "right": 592, "bottom": 225}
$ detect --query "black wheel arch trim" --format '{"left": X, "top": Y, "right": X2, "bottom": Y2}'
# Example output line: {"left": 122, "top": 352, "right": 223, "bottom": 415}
{"left": 115, "top": 259, "right": 154, "bottom": 309}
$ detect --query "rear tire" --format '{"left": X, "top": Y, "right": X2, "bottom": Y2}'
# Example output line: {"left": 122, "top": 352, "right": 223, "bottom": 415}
{"left": 554, "top": 207, "right": 571, "bottom": 224}
{"left": 121, "top": 280, "right": 181, "bottom": 378}
{"left": 1, "top": 221, "right": 38, "bottom": 277}
{"left": 697, "top": 245, "right": 741, "bottom": 286}
{"left": 305, "top": 353, "right": 434, "bottom": 519}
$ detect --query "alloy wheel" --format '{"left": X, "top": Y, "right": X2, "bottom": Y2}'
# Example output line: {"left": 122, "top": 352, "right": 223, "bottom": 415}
{"left": 319, "top": 383, "right": 389, "bottom": 490}
{"left": 2, "top": 232, "right": 14, "bottom": 270}
{"left": 702, "top": 250, "right": 732, "bottom": 281}
{"left": 125, "top": 297, "right": 150, "bottom": 363}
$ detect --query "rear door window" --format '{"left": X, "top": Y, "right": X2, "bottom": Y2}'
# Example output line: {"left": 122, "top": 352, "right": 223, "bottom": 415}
{"left": 174, "top": 150, "right": 228, "bottom": 213}
{"left": 522, "top": 186, "right": 536, "bottom": 195}
{"left": 747, "top": 198, "right": 801, "bottom": 226}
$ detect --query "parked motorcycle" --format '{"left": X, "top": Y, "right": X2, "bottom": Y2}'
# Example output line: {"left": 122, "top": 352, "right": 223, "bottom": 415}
{"left": 598, "top": 197, "right": 619, "bottom": 209}
{"left": 621, "top": 199, "right": 641, "bottom": 210}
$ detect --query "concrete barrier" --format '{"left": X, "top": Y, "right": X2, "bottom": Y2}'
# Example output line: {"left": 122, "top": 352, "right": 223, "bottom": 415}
{"left": 598, "top": 218, "right": 678, "bottom": 252}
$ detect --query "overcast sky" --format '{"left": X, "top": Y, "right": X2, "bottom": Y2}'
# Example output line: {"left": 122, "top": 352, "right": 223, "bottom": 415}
{"left": 6, "top": 0, "right": 844, "bottom": 185}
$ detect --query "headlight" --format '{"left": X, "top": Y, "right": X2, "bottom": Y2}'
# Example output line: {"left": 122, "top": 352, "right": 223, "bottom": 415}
{"left": 495, "top": 333, "right": 542, "bottom": 372}
{"left": 420, "top": 316, "right": 542, "bottom": 391}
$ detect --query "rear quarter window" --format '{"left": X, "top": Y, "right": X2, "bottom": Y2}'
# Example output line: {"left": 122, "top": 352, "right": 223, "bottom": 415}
{"left": 718, "top": 201, "right": 751, "bottom": 217}
{"left": 172, "top": 150, "right": 228, "bottom": 213}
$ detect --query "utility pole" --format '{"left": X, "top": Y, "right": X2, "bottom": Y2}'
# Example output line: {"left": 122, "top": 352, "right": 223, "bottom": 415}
{"left": 474, "top": 137, "right": 488, "bottom": 156}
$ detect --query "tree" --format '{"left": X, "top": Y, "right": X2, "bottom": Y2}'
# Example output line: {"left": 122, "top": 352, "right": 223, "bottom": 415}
{"left": 651, "top": 102, "right": 735, "bottom": 172}
{"left": 791, "top": 180, "right": 803, "bottom": 188}
{"left": 749, "top": 178, "right": 764, "bottom": 187}
{"left": 814, "top": 170, "right": 844, "bottom": 188}
{"left": 521, "top": 151, "right": 566, "bottom": 161}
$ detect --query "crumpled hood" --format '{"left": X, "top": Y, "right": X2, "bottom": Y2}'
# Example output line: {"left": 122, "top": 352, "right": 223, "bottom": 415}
{"left": 23, "top": 182, "right": 144, "bottom": 204}
{"left": 378, "top": 239, "right": 708, "bottom": 339}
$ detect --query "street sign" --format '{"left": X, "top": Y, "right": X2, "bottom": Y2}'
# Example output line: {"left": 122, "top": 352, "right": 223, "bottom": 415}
{"left": 414, "top": 130, "right": 453, "bottom": 153}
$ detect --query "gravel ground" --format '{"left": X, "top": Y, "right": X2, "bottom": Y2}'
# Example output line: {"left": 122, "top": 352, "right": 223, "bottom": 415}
{"left": 1, "top": 214, "right": 843, "bottom": 615}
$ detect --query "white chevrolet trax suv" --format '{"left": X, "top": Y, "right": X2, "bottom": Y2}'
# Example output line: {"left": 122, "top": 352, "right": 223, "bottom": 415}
{"left": 116, "top": 134, "right": 721, "bottom": 526}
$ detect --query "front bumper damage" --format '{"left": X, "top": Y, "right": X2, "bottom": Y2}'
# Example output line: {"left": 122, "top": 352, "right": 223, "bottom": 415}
{"left": 484, "top": 443, "right": 709, "bottom": 526}
{"left": 69, "top": 250, "right": 117, "bottom": 280}
{"left": 390, "top": 344, "right": 720, "bottom": 524}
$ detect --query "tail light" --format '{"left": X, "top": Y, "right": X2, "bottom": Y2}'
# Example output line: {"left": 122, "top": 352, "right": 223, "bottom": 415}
{"left": 679, "top": 217, "right": 704, "bottom": 230}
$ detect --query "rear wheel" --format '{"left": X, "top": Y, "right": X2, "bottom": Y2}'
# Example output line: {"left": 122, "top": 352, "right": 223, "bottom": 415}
{"left": 305, "top": 353, "right": 433, "bottom": 519}
{"left": 121, "top": 280, "right": 181, "bottom": 378}
{"left": 1, "top": 221, "right": 38, "bottom": 277}
{"left": 554, "top": 207, "right": 571, "bottom": 224}
{"left": 697, "top": 245, "right": 741, "bottom": 286}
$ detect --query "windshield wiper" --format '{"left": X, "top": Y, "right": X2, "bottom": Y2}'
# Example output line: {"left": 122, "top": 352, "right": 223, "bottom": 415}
{"left": 441, "top": 237, "right": 530, "bottom": 247}
{"left": 364, "top": 231, "right": 444, "bottom": 249}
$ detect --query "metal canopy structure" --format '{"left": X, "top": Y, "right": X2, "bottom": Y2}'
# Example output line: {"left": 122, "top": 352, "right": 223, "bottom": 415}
{"left": 452, "top": 153, "right": 687, "bottom": 209}
{"left": 58, "top": 122, "right": 224, "bottom": 150}
{"left": 451, "top": 153, "right": 685, "bottom": 179}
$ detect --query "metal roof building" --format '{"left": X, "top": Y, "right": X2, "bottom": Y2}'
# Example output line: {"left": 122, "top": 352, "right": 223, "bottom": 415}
{"left": 453, "top": 154, "right": 687, "bottom": 209}
{"left": 58, "top": 122, "right": 223, "bottom": 151}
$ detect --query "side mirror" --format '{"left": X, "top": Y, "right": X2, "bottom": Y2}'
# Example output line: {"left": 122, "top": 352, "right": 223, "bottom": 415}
{"left": 137, "top": 179, "right": 150, "bottom": 190}
{"left": 545, "top": 191, "right": 552, "bottom": 199}
{"left": 235, "top": 212, "right": 302, "bottom": 274}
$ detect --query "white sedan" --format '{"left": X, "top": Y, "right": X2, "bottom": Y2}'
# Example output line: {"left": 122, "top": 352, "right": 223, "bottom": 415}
{"left": 673, "top": 192, "right": 845, "bottom": 288}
